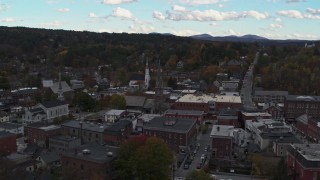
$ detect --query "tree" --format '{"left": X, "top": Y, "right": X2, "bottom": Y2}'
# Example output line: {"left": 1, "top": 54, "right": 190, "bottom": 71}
{"left": 167, "top": 76, "right": 177, "bottom": 90}
{"left": 134, "top": 137, "right": 173, "bottom": 180}
{"left": 272, "top": 157, "right": 289, "bottom": 180}
{"left": 0, "top": 76, "right": 10, "bottom": 90}
{"left": 113, "top": 136, "right": 173, "bottom": 180}
{"left": 185, "top": 170, "right": 214, "bottom": 180}
{"left": 73, "top": 92, "right": 95, "bottom": 111}
{"left": 110, "top": 94, "right": 126, "bottom": 109}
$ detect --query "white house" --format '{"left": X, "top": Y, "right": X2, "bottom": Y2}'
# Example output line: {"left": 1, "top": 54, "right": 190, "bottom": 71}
{"left": 22, "top": 100, "right": 69, "bottom": 124}
{"left": 105, "top": 109, "right": 126, "bottom": 123}
{"left": 0, "top": 111, "right": 9, "bottom": 122}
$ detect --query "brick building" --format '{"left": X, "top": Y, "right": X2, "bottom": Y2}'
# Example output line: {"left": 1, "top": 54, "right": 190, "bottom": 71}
{"left": 0, "top": 131, "right": 17, "bottom": 155}
{"left": 61, "top": 120, "right": 106, "bottom": 145}
{"left": 216, "top": 108, "right": 240, "bottom": 127}
{"left": 26, "top": 122, "right": 61, "bottom": 148}
{"left": 143, "top": 117, "right": 197, "bottom": 152}
{"left": 253, "top": 90, "right": 288, "bottom": 104}
{"left": 173, "top": 94, "right": 215, "bottom": 113}
{"left": 307, "top": 118, "right": 320, "bottom": 142}
{"left": 287, "top": 144, "right": 320, "bottom": 180}
{"left": 215, "top": 95, "right": 242, "bottom": 114}
{"left": 61, "top": 144, "right": 118, "bottom": 180}
{"left": 104, "top": 120, "right": 132, "bottom": 146}
{"left": 163, "top": 109, "right": 204, "bottom": 124}
{"left": 284, "top": 95, "right": 320, "bottom": 122}
{"left": 49, "top": 135, "right": 81, "bottom": 152}
{"left": 210, "top": 125, "right": 234, "bottom": 159}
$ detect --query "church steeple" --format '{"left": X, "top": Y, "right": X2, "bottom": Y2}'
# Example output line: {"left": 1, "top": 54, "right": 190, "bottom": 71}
{"left": 145, "top": 57, "right": 150, "bottom": 89}
{"left": 57, "top": 71, "right": 64, "bottom": 101}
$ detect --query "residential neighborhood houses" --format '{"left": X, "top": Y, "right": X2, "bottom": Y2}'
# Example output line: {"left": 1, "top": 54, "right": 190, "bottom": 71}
{"left": 1, "top": 50, "right": 320, "bottom": 180}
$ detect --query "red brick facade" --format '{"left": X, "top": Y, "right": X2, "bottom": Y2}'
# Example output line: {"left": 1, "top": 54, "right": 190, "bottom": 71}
{"left": 27, "top": 125, "right": 61, "bottom": 148}
{"left": 0, "top": 133, "right": 17, "bottom": 155}
{"left": 174, "top": 102, "right": 209, "bottom": 113}
{"left": 287, "top": 146, "right": 320, "bottom": 180}
{"left": 215, "top": 102, "right": 242, "bottom": 114}
{"left": 61, "top": 155, "right": 112, "bottom": 179}
{"left": 211, "top": 137, "right": 233, "bottom": 159}
{"left": 308, "top": 119, "right": 320, "bottom": 142}
{"left": 143, "top": 123, "right": 197, "bottom": 152}
{"left": 164, "top": 113, "right": 204, "bottom": 125}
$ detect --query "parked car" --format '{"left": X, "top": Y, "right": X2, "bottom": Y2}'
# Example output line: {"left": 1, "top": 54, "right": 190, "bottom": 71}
{"left": 196, "top": 163, "right": 202, "bottom": 169}
{"left": 183, "top": 163, "right": 189, "bottom": 169}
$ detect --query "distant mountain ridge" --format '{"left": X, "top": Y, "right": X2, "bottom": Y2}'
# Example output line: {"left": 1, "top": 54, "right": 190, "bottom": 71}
{"left": 191, "top": 34, "right": 269, "bottom": 42}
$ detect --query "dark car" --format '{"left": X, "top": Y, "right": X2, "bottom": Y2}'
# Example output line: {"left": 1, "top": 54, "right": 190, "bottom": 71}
{"left": 184, "top": 163, "right": 189, "bottom": 169}
{"left": 196, "top": 163, "right": 202, "bottom": 169}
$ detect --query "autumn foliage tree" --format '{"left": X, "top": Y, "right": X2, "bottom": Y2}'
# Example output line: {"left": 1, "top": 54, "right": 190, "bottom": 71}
{"left": 113, "top": 136, "right": 173, "bottom": 180}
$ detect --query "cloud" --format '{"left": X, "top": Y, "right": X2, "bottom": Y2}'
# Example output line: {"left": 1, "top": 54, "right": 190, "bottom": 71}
{"left": 56, "top": 8, "right": 70, "bottom": 12}
{"left": 306, "top": 8, "right": 320, "bottom": 15}
{"left": 210, "top": 22, "right": 218, "bottom": 26}
{"left": 129, "top": 24, "right": 155, "bottom": 33}
{"left": 178, "top": 0, "right": 220, "bottom": 5}
{"left": 0, "top": 17, "right": 16, "bottom": 22}
{"left": 112, "top": 7, "right": 134, "bottom": 19}
{"left": 172, "top": 5, "right": 186, "bottom": 12}
{"left": 166, "top": 9, "right": 268, "bottom": 22}
{"left": 274, "top": 17, "right": 282, "bottom": 22}
{"left": 218, "top": 4, "right": 224, "bottom": 8}
{"left": 286, "top": 0, "right": 306, "bottom": 3}
{"left": 89, "top": 12, "right": 98, "bottom": 18}
{"left": 270, "top": 23, "right": 282, "bottom": 28}
{"left": 0, "top": 4, "right": 9, "bottom": 12}
{"left": 153, "top": 11, "right": 165, "bottom": 20}
{"left": 278, "top": 9, "right": 320, "bottom": 19}
{"left": 101, "top": 0, "right": 137, "bottom": 5}
{"left": 242, "top": 10, "right": 269, "bottom": 20}
{"left": 277, "top": 10, "right": 303, "bottom": 18}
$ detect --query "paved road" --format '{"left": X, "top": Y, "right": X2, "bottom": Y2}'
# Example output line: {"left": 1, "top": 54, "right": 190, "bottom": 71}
{"left": 212, "top": 173, "right": 268, "bottom": 180}
{"left": 174, "top": 125, "right": 213, "bottom": 179}
{"left": 241, "top": 52, "right": 259, "bottom": 110}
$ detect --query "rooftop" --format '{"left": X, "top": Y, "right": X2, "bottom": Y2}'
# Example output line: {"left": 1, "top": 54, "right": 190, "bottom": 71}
{"left": 138, "top": 114, "right": 161, "bottom": 122}
{"left": 164, "top": 109, "right": 205, "bottom": 116}
{"left": 49, "top": 135, "right": 79, "bottom": 142}
{"left": 62, "top": 120, "right": 109, "bottom": 133}
{"left": 105, "top": 109, "right": 126, "bottom": 116}
{"left": 176, "top": 94, "right": 215, "bottom": 103}
{"left": 125, "top": 96, "right": 146, "bottom": 107}
{"left": 289, "top": 144, "right": 320, "bottom": 162}
{"left": 241, "top": 112, "right": 272, "bottom": 117}
{"left": 0, "top": 131, "right": 15, "bottom": 138}
{"left": 143, "top": 117, "right": 196, "bottom": 133}
{"left": 39, "top": 125, "right": 60, "bottom": 131}
{"left": 63, "top": 144, "right": 118, "bottom": 163}
{"left": 41, "top": 100, "right": 68, "bottom": 108}
{"left": 210, "top": 125, "right": 234, "bottom": 138}
{"left": 0, "top": 122, "right": 23, "bottom": 130}
{"left": 254, "top": 90, "right": 288, "bottom": 96}
{"left": 215, "top": 95, "right": 241, "bottom": 103}
{"left": 286, "top": 95, "right": 320, "bottom": 102}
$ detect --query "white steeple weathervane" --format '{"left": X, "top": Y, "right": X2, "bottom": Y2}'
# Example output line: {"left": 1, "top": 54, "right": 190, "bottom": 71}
{"left": 57, "top": 71, "right": 64, "bottom": 101}
{"left": 144, "top": 55, "right": 150, "bottom": 89}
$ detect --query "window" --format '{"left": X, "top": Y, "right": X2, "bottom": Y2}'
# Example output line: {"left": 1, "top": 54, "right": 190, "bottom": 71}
{"left": 81, "top": 164, "right": 84, "bottom": 170}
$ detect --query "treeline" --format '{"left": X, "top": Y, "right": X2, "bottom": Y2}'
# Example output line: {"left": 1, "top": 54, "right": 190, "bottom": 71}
{"left": 255, "top": 45, "right": 320, "bottom": 95}
{"left": 0, "top": 26, "right": 257, "bottom": 73}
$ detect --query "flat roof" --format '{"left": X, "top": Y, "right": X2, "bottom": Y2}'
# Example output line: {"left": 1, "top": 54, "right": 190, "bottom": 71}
{"left": 39, "top": 125, "right": 60, "bottom": 131}
{"left": 210, "top": 125, "right": 234, "bottom": 138}
{"left": 242, "top": 112, "right": 271, "bottom": 117}
{"left": 215, "top": 95, "right": 241, "bottom": 103}
{"left": 62, "top": 120, "right": 108, "bottom": 133}
{"left": 290, "top": 144, "right": 320, "bottom": 161}
{"left": 164, "top": 109, "right": 204, "bottom": 116}
{"left": 176, "top": 94, "right": 215, "bottom": 103}
{"left": 49, "top": 135, "right": 79, "bottom": 142}
{"left": 63, "top": 144, "right": 118, "bottom": 163}
{"left": 254, "top": 90, "right": 288, "bottom": 96}
{"left": 143, "top": 117, "right": 196, "bottom": 133}
{"left": 286, "top": 95, "right": 320, "bottom": 102}
{"left": 105, "top": 109, "right": 126, "bottom": 116}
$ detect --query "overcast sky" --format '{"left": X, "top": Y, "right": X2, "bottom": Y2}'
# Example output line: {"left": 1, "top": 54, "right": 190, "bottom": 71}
{"left": 0, "top": 0, "right": 319, "bottom": 40}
